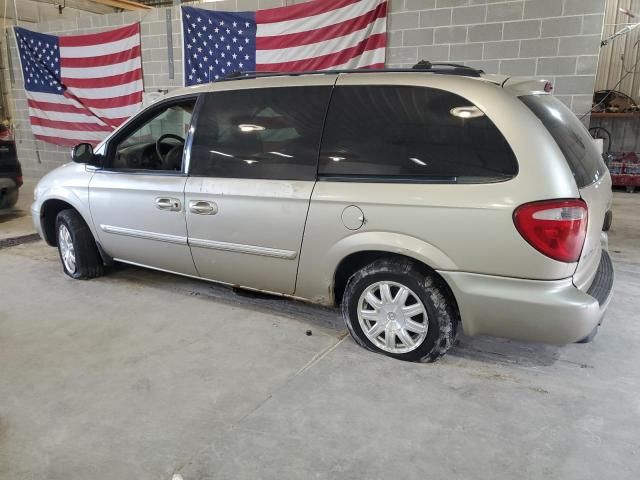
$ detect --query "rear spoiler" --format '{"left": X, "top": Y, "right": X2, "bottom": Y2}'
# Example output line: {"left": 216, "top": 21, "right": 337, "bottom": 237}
{"left": 501, "top": 77, "right": 554, "bottom": 95}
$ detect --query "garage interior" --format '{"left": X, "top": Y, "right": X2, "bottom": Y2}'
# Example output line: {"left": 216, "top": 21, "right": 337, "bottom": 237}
{"left": 1, "top": 0, "right": 640, "bottom": 479}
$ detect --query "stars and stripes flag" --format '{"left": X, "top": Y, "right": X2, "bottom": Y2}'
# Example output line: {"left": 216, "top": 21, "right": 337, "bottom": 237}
{"left": 15, "top": 24, "right": 143, "bottom": 147}
{"left": 182, "top": 0, "right": 388, "bottom": 86}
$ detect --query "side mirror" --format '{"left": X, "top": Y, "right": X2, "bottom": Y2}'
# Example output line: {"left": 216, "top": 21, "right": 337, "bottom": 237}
{"left": 71, "top": 143, "right": 98, "bottom": 166}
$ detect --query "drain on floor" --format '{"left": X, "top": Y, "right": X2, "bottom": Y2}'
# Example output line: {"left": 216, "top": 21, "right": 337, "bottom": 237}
{"left": 0, "top": 233, "right": 41, "bottom": 249}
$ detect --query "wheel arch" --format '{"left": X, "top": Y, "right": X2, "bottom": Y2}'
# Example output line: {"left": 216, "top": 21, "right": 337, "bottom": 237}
{"left": 332, "top": 250, "right": 460, "bottom": 322}
{"left": 40, "top": 198, "right": 95, "bottom": 247}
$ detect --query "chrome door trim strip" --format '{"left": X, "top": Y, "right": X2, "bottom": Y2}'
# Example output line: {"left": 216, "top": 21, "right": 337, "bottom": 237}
{"left": 188, "top": 237, "right": 298, "bottom": 260}
{"left": 100, "top": 224, "right": 188, "bottom": 245}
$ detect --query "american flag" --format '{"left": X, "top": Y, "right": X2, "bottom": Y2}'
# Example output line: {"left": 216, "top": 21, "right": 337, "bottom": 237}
{"left": 15, "top": 24, "right": 143, "bottom": 147}
{"left": 182, "top": 0, "right": 387, "bottom": 86}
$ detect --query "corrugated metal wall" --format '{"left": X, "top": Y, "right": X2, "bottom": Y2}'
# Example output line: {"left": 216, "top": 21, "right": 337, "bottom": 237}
{"left": 595, "top": 0, "right": 640, "bottom": 102}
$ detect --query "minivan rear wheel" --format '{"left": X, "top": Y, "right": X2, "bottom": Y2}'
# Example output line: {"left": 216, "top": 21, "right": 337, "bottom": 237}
{"left": 342, "top": 258, "right": 458, "bottom": 362}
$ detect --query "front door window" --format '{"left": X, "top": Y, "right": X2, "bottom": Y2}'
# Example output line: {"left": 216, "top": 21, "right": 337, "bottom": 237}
{"left": 109, "top": 99, "right": 196, "bottom": 172}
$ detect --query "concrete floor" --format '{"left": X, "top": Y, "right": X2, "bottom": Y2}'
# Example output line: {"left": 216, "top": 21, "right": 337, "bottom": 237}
{"left": 1, "top": 192, "right": 639, "bottom": 480}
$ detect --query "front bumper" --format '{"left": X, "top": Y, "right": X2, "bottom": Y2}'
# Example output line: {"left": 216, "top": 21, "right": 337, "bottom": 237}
{"left": 31, "top": 203, "right": 45, "bottom": 240}
{"left": 439, "top": 250, "right": 614, "bottom": 345}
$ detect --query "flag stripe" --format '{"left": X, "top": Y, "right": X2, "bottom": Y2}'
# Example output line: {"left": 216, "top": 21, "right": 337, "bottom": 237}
{"left": 58, "top": 23, "right": 139, "bottom": 47}
{"left": 29, "top": 107, "right": 108, "bottom": 125}
{"left": 65, "top": 91, "right": 143, "bottom": 109}
{"left": 65, "top": 79, "right": 143, "bottom": 100}
{"left": 328, "top": 47, "right": 386, "bottom": 70}
{"left": 256, "top": 17, "right": 386, "bottom": 64}
{"left": 31, "top": 125, "right": 108, "bottom": 141}
{"left": 59, "top": 33, "right": 140, "bottom": 59}
{"left": 257, "top": 0, "right": 361, "bottom": 24}
{"left": 29, "top": 116, "right": 114, "bottom": 132}
{"left": 256, "top": 1, "right": 387, "bottom": 50}
{"left": 256, "top": 0, "right": 383, "bottom": 37}
{"left": 256, "top": 32, "right": 386, "bottom": 71}
{"left": 60, "top": 45, "right": 142, "bottom": 69}
{"left": 34, "top": 134, "right": 101, "bottom": 146}
{"left": 62, "top": 68, "right": 142, "bottom": 89}
{"left": 27, "top": 92, "right": 141, "bottom": 118}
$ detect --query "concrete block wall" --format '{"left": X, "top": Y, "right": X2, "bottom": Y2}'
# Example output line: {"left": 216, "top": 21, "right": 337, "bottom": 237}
{"left": 5, "top": 0, "right": 606, "bottom": 180}
{"left": 387, "top": 0, "right": 606, "bottom": 115}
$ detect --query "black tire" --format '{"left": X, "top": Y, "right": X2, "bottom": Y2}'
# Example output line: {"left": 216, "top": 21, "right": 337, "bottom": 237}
{"left": 55, "top": 209, "right": 104, "bottom": 279}
{"left": 0, "top": 189, "right": 18, "bottom": 209}
{"left": 602, "top": 210, "right": 613, "bottom": 232}
{"left": 342, "top": 258, "right": 458, "bottom": 363}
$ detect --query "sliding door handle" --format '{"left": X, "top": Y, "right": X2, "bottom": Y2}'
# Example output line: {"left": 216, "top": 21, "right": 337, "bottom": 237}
{"left": 189, "top": 200, "right": 218, "bottom": 215}
{"left": 155, "top": 197, "right": 181, "bottom": 211}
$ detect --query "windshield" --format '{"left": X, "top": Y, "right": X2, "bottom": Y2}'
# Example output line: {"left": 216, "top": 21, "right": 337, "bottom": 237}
{"left": 520, "top": 95, "right": 606, "bottom": 188}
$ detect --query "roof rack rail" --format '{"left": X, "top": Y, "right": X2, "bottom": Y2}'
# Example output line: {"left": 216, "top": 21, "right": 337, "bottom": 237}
{"left": 218, "top": 60, "right": 484, "bottom": 83}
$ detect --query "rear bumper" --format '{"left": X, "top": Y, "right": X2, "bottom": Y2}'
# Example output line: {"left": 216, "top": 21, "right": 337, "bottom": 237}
{"left": 439, "top": 250, "right": 614, "bottom": 344}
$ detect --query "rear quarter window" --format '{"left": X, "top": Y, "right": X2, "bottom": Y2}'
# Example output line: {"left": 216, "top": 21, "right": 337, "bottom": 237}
{"left": 520, "top": 95, "right": 606, "bottom": 188}
{"left": 318, "top": 85, "right": 518, "bottom": 183}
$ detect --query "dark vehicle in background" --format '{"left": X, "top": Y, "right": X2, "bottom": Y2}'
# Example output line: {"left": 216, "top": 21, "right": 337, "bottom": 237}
{"left": 0, "top": 124, "right": 22, "bottom": 209}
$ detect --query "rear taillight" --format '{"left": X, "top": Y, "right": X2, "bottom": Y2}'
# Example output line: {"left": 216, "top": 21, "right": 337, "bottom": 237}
{"left": 15, "top": 175, "right": 23, "bottom": 187}
{"left": 513, "top": 199, "right": 588, "bottom": 263}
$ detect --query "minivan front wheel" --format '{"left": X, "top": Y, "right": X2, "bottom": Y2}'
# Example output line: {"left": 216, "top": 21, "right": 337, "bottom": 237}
{"left": 342, "top": 258, "right": 458, "bottom": 362}
{"left": 55, "top": 209, "right": 104, "bottom": 279}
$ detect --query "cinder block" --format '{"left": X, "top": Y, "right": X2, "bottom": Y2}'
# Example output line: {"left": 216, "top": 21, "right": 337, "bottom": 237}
{"left": 500, "top": 58, "right": 536, "bottom": 75}
{"left": 537, "top": 56, "right": 577, "bottom": 75}
{"left": 389, "top": 12, "right": 421, "bottom": 30}
{"left": 564, "top": 0, "right": 605, "bottom": 16}
{"left": 387, "top": 30, "right": 403, "bottom": 47}
{"left": 554, "top": 95, "right": 572, "bottom": 108}
{"left": 541, "top": 16, "right": 582, "bottom": 38}
{"left": 417, "top": 44, "right": 450, "bottom": 61}
{"left": 487, "top": 1, "right": 523, "bottom": 22}
{"left": 554, "top": 75, "right": 596, "bottom": 95}
{"left": 214, "top": 0, "right": 239, "bottom": 11}
{"left": 434, "top": 25, "right": 467, "bottom": 43}
{"left": 484, "top": 40, "right": 519, "bottom": 59}
{"left": 420, "top": 9, "right": 452, "bottom": 27}
{"left": 452, "top": 5, "right": 486, "bottom": 25}
{"left": 523, "top": 0, "right": 563, "bottom": 19}
{"left": 405, "top": 0, "right": 437, "bottom": 11}
{"left": 468, "top": 23, "right": 502, "bottom": 42}
{"left": 572, "top": 95, "right": 595, "bottom": 117}
{"left": 503, "top": 19, "right": 540, "bottom": 39}
{"left": 388, "top": 46, "right": 418, "bottom": 64}
{"left": 450, "top": 43, "right": 483, "bottom": 60}
{"left": 465, "top": 59, "right": 499, "bottom": 74}
{"left": 403, "top": 28, "right": 434, "bottom": 46}
{"left": 238, "top": 0, "right": 260, "bottom": 10}
{"left": 582, "top": 14, "right": 604, "bottom": 35}
{"left": 520, "top": 37, "right": 558, "bottom": 57}
{"left": 576, "top": 55, "right": 599, "bottom": 74}
{"left": 436, "top": 0, "right": 473, "bottom": 7}
{"left": 258, "top": 0, "right": 283, "bottom": 9}
{"left": 148, "top": 21, "right": 167, "bottom": 36}
{"left": 558, "top": 35, "right": 600, "bottom": 55}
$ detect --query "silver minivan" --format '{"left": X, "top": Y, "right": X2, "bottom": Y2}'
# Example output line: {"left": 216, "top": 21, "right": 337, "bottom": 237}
{"left": 32, "top": 66, "right": 614, "bottom": 362}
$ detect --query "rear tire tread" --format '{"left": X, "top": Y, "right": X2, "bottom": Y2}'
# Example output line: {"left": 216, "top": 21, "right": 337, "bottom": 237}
{"left": 341, "top": 258, "right": 458, "bottom": 363}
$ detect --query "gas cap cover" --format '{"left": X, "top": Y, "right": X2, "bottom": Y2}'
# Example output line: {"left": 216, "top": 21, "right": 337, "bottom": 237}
{"left": 341, "top": 205, "right": 365, "bottom": 230}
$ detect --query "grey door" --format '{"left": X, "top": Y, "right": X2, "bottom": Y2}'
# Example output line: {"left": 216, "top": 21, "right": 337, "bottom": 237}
{"left": 184, "top": 82, "right": 335, "bottom": 294}
{"left": 90, "top": 97, "right": 199, "bottom": 275}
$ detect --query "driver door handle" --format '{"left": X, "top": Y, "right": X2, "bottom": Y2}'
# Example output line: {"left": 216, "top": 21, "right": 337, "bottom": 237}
{"left": 155, "top": 197, "right": 182, "bottom": 212}
{"left": 189, "top": 200, "right": 218, "bottom": 215}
